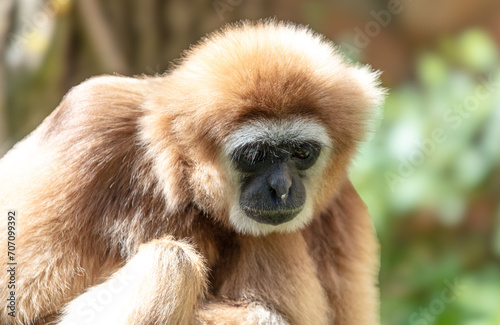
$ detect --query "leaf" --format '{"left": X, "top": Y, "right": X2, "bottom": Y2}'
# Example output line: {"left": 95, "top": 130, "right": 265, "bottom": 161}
{"left": 456, "top": 29, "right": 498, "bottom": 72}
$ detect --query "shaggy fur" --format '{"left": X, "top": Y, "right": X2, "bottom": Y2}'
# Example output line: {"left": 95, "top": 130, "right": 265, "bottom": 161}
{"left": 0, "top": 20, "right": 384, "bottom": 324}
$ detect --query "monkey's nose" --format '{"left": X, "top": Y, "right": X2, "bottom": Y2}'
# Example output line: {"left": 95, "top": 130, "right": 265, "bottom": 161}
{"left": 267, "top": 171, "right": 292, "bottom": 202}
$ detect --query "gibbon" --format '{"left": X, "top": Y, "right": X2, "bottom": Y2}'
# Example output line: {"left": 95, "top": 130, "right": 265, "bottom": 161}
{"left": 0, "top": 20, "right": 384, "bottom": 325}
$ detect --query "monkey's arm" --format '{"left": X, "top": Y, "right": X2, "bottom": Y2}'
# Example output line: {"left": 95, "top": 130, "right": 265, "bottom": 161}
{"left": 58, "top": 236, "right": 290, "bottom": 325}
{"left": 303, "top": 179, "right": 380, "bottom": 325}
{"left": 59, "top": 237, "right": 207, "bottom": 325}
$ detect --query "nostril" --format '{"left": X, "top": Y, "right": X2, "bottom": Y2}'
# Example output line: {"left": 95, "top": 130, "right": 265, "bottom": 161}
{"left": 268, "top": 186, "right": 288, "bottom": 203}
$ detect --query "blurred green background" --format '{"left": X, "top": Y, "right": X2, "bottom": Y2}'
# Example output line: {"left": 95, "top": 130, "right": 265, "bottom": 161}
{"left": 1, "top": 1, "right": 499, "bottom": 324}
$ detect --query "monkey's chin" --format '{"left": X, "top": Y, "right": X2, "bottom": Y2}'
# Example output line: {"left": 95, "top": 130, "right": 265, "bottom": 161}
{"left": 229, "top": 201, "right": 313, "bottom": 236}
{"left": 241, "top": 206, "right": 304, "bottom": 226}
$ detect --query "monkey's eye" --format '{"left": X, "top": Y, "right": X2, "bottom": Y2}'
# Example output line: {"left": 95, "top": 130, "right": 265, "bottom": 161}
{"left": 239, "top": 148, "right": 265, "bottom": 165}
{"left": 291, "top": 142, "right": 321, "bottom": 170}
{"left": 293, "top": 148, "right": 310, "bottom": 159}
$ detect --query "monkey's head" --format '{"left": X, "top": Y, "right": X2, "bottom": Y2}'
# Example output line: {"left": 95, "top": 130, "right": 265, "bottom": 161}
{"left": 143, "top": 20, "right": 384, "bottom": 235}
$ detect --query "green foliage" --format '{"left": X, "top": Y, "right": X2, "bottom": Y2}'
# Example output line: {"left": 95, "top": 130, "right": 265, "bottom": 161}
{"left": 350, "top": 28, "right": 500, "bottom": 325}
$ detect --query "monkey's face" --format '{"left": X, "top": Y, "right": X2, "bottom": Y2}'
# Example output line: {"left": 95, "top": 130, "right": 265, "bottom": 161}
{"left": 223, "top": 119, "right": 332, "bottom": 235}
{"left": 234, "top": 141, "right": 317, "bottom": 225}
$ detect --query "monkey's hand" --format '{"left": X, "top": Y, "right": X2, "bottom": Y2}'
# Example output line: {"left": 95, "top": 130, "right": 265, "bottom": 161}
{"left": 58, "top": 237, "right": 207, "bottom": 325}
{"left": 196, "top": 301, "right": 290, "bottom": 325}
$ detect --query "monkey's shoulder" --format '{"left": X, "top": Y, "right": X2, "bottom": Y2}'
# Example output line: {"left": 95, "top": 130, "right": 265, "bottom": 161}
{"left": 34, "top": 75, "right": 152, "bottom": 145}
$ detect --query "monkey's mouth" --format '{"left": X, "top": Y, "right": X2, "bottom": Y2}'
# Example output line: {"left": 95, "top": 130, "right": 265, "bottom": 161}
{"left": 241, "top": 205, "right": 304, "bottom": 226}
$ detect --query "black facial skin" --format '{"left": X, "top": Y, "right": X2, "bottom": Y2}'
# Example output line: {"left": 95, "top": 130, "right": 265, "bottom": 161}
{"left": 233, "top": 141, "right": 321, "bottom": 226}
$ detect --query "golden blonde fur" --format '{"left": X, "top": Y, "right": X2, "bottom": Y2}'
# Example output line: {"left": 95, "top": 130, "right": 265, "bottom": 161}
{"left": 0, "top": 20, "right": 383, "bottom": 324}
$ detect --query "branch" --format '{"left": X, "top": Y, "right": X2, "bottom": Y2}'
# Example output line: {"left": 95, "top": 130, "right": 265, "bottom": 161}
{"left": 76, "top": 0, "right": 128, "bottom": 74}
